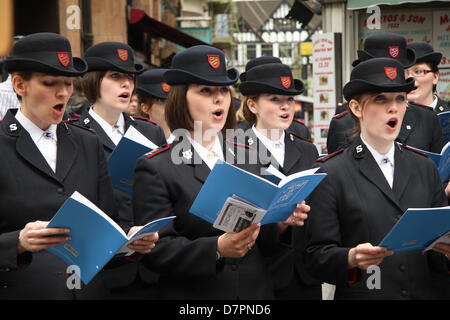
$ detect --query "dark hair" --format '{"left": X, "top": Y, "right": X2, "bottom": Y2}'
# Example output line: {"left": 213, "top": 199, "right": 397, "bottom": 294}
{"left": 242, "top": 94, "right": 260, "bottom": 124}
{"left": 347, "top": 93, "right": 376, "bottom": 140}
{"left": 136, "top": 94, "right": 153, "bottom": 118}
{"left": 12, "top": 71, "right": 34, "bottom": 102}
{"left": 165, "top": 85, "right": 236, "bottom": 135}
{"left": 425, "top": 62, "right": 439, "bottom": 92}
{"left": 81, "top": 70, "right": 138, "bottom": 103}
{"left": 81, "top": 70, "right": 106, "bottom": 103}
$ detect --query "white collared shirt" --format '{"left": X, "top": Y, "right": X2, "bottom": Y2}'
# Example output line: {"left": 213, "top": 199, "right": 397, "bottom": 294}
{"left": 429, "top": 95, "right": 438, "bottom": 111}
{"left": 187, "top": 134, "right": 224, "bottom": 170}
{"left": 361, "top": 135, "right": 395, "bottom": 188}
{"left": 15, "top": 109, "right": 58, "bottom": 172}
{"left": 252, "top": 125, "right": 285, "bottom": 167}
{"left": 167, "top": 133, "right": 176, "bottom": 144}
{"left": 89, "top": 107, "right": 125, "bottom": 146}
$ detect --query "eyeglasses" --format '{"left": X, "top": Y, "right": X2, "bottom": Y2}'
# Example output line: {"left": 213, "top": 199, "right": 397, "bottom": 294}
{"left": 405, "top": 69, "right": 433, "bottom": 77}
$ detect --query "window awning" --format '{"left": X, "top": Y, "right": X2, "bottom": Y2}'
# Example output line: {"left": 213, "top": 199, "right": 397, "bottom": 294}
{"left": 347, "top": 0, "right": 435, "bottom": 10}
{"left": 129, "top": 8, "right": 211, "bottom": 48}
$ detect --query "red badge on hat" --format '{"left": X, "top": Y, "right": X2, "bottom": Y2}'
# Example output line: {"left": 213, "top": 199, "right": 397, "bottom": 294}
{"left": 384, "top": 67, "right": 397, "bottom": 80}
{"left": 57, "top": 52, "right": 70, "bottom": 67}
{"left": 117, "top": 49, "right": 128, "bottom": 62}
{"left": 161, "top": 82, "right": 171, "bottom": 93}
{"left": 207, "top": 55, "right": 220, "bottom": 69}
{"left": 388, "top": 46, "right": 399, "bottom": 58}
{"left": 280, "top": 76, "right": 291, "bottom": 89}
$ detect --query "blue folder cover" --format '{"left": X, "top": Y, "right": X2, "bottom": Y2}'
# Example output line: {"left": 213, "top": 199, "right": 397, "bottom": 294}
{"left": 400, "top": 142, "right": 450, "bottom": 182}
{"left": 46, "top": 192, "right": 174, "bottom": 284}
{"left": 189, "top": 160, "right": 326, "bottom": 226}
{"left": 108, "top": 137, "right": 152, "bottom": 194}
{"left": 379, "top": 207, "right": 450, "bottom": 252}
{"left": 438, "top": 111, "right": 450, "bottom": 145}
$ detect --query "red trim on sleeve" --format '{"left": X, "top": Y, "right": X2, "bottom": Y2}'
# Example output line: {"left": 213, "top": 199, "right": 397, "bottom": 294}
{"left": 348, "top": 268, "right": 358, "bottom": 285}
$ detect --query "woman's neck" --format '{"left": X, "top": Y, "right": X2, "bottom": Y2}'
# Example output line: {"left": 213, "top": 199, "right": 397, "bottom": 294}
{"left": 418, "top": 94, "right": 435, "bottom": 107}
{"left": 255, "top": 123, "right": 284, "bottom": 141}
{"left": 360, "top": 132, "right": 393, "bottom": 155}
{"left": 189, "top": 130, "right": 216, "bottom": 150}
{"left": 92, "top": 102, "right": 122, "bottom": 126}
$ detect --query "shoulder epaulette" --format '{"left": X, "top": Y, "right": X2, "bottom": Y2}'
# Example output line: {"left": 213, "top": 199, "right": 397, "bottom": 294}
{"left": 332, "top": 110, "right": 349, "bottom": 119}
{"left": 225, "top": 139, "right": 255, "bottom": 151}
{"left": 131, "top": 115, "right": 158, "bottom": 126}
{"left": 64, "top": 121, "right": 96, "bottom": 134}
{"left": 145, "top": 144, "right": 170, "bottom": 159}
{"left": 293, "top": 118, "right": 305, "bottom": 125}
{"left": 399, "top": 144, "right": 429, "bottom": 158}
{"left": 288, "top": 131, "right": 313, "bottom": 143}
{"left": 316, "top": 148, "right": 344, "bottom": 162}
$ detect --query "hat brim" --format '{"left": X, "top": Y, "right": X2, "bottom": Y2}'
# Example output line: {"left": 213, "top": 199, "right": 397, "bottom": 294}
{"left": 4, "top": 57, "right": 88, "bottom": 76}
{"left": 353, "top": 48, "right": 416, "bottom": 68}
{"left": 239, "top": 79, "right": 304, "bottom": 96}
{"left": 163, "top": 68, "right": 239, "bottom": 86}
{"left": 343, "top": 77, "right": 415, "bottom": 101}
{"left": 136, "top": 87, "right": 168, "bottom": 100}
{"left": 415, "top": 52, "right": 443, "bottom": 65}
{"left": 86, "top": 57, "right": 144, "bottom": 74}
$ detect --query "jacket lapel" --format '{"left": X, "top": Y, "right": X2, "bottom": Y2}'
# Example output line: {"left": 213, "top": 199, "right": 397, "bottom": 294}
{"left": 3, "top": 112, "right": 59, "bottom": 181}
{"left": 55, "top": 122, "right": 78, "bottom": 182}
{"left": 245, "top": 129, "right": 282, "bottom": 172}
{"left": 174, "top": 134, "right": 211, "bottom": 183}
{"left": 353, "top": 138, "right": 403, "bottom": 211}
{"left": 82, "top": 113, "right": 116, "bottom": 153}
{"left": 281, "top": 132, "right": 302, "bottom": 174}
{"left": 392, "top": 144, "right": 410, "bottom": 205}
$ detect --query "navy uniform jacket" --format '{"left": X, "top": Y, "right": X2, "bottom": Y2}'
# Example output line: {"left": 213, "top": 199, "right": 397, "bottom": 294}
{"left": 132, "top": 134, "right": 288, "bottom": 299}
{"left": 326, "top": 104, "right": 444, "bottom": 154}
{"left": 234, "top": 128, "right": 322, "bottom": 298}
{"left": 0, "top": 110, "right": 118, "bottom": 299}
{"left": 305, "top": 137, "right": 450, "bottom": 300}
{"left": 327, "top": 110, "right": 354, "bottom": 154}
{"left": 432, "top": 96, "right": 450, "bottom": 114}
{"left": 74, "top": 110, "right": 166, "bottom": 291}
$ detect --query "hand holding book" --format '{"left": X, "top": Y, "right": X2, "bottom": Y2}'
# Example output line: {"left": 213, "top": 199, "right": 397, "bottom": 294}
{"left": 278, "top": 201, "right": 310, "bottom": 233}
{"left": 18, "top": 220, "right": 71, "bottom": 254}
{"left": 217, "top": 223, "right": 260, "bottom": 259}
{"left": 125, "top": 226, "right": 159, "bottom": 254}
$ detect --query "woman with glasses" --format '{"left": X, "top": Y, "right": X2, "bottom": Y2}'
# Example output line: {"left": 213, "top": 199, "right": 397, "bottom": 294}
{"left": 406, "top": 42, "right": 449, "bottom": 114}
{"left": 305, "top": 58, "right": 450, "bottom": 300}
{"left": 326, "top": 33, "right": 444, "bottom": 154}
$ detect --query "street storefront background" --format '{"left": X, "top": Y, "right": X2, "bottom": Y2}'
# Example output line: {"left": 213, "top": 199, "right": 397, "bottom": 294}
{"left": 312, "top": 33, "right": 340, "bottom": 154}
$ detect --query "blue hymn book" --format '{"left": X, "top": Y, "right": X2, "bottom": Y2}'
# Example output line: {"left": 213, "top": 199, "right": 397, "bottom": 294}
{"left": 46, "top": 191, "right": 175, "bottom": 284}
{"left": 107, "top": 126, "right": 159, "bottom": 195}
{"left": 379, "top": 206, "right": 450, "bottom": 252}
{"left": 189, "top": 160, "right": 326, "bottom": 228}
